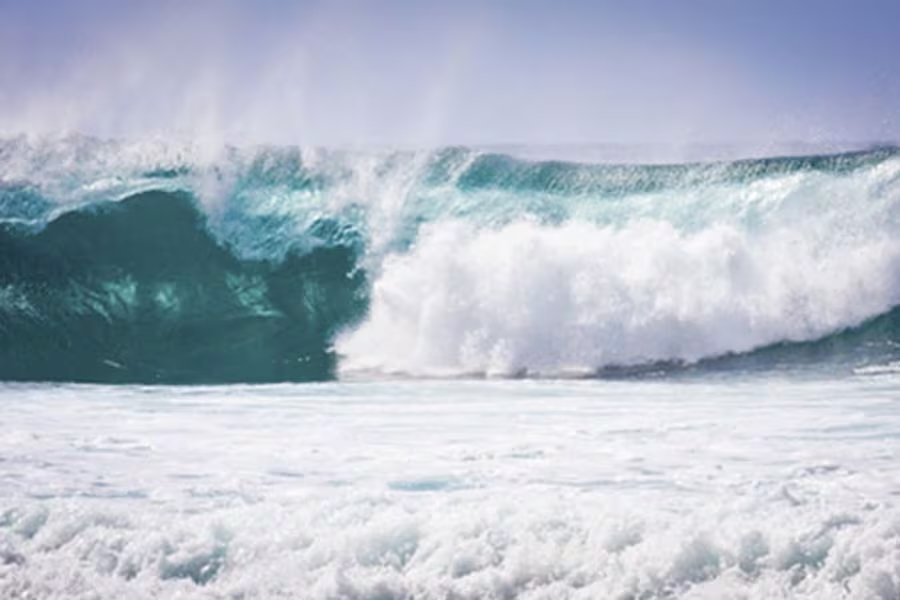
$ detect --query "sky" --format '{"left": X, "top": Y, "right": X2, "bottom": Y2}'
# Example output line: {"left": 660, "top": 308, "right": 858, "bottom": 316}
{"left": 0, "top": 0, "right": 898, "bottom": 148}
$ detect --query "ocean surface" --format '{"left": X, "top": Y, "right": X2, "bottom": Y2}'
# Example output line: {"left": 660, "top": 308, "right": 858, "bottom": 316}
{"left": 1, "top": 137, "right": 900, "bottom": 598}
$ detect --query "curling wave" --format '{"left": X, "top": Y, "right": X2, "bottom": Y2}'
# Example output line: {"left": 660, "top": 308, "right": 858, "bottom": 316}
{"left": 1, "top": 136, "right": 900, "bottom": 382}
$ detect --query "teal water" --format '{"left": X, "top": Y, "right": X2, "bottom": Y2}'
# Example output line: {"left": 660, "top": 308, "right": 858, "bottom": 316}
{"left": 2, "top": 138, "right": 900, "bottom": 382}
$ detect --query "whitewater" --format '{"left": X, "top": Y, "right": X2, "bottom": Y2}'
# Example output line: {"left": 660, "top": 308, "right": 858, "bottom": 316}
{"left": 1, "top": 136, "right": 900, "bottom": 598}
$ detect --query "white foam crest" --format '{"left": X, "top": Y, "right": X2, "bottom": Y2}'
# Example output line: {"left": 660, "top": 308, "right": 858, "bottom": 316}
{"left": 854, "top": 361, "right": 900, "bottom": 376}
{"left": 296, "top": 147, "right": 481, "bottom": 258}
{"left": 305, "top": 148, "right": 432, "bottom": 256}
{"left": 0, "top": 135, "right": 218, "bottom": 209}
{"left": 0, "top": 136, "right": 479, "bottom": 240}
{"left": 339, "top": 163, "right": 900, "bottom": 376}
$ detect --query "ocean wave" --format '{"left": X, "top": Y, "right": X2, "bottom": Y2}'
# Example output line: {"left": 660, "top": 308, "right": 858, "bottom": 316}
{"left": 2, "top": 136, "right": 900, "bottom": 382}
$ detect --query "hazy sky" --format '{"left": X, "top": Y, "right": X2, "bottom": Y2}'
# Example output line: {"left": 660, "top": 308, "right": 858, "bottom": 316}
{"left": 1, "top": 0, "right": 898, "bottom": 146}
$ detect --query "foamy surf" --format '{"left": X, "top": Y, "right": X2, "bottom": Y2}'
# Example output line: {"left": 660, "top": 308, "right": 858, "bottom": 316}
{"left": 1, "top": 379, "right": 899, "bottom": 599}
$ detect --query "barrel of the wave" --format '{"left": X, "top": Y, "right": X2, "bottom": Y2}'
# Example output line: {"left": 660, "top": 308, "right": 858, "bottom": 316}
{"left": 0, "top": 189, "right": 367, "bottom": 383}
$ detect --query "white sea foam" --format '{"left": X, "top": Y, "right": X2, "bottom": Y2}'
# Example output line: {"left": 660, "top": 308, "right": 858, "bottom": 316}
{"left": 3, "top": 491, "right": 900, "bottom": 599}
{"left": 339, "top": 160, "right": 900, "bottom": 376}
{"left": 1, "top": 380, "right": 899, "bottom": 599}
{"left": 854, "top": 360, "right": 900, "bottom": 376}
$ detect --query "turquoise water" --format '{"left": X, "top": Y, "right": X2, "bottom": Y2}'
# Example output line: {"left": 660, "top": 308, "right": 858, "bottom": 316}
{"left": 2, "top": 138, "right": 900, "bottom": 382}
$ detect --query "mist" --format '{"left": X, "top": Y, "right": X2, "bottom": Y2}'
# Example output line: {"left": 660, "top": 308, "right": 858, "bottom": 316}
{"left": 1, "top": 0, "right": 897, "bottom": 151}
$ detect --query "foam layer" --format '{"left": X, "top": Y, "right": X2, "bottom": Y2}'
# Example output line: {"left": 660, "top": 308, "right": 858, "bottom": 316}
{"left": 3, "top": 493, "right": 899, "bottom": 599}
{"left": 339, "top": 158, "right": 900, "bottom": 376}
{"left": 1, "top": 379, "right": 899, "bottom": 598}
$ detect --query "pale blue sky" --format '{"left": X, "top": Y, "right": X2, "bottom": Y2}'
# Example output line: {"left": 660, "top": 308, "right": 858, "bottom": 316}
{"left": 1, "top": 0, "right": 898, "bottom": 146}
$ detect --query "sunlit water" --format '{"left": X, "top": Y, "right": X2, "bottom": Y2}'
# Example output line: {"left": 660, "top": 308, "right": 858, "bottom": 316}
{"left": 2, "top": 375, "right": 899, "bottom": 599}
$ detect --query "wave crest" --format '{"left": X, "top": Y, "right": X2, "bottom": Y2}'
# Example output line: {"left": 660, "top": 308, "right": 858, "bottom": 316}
{"left": 3, "top": 136, "right": 900, "bottom": 381}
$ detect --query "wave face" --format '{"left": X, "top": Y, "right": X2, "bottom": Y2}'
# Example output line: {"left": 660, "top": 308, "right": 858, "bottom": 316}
{"left": 1, "top": 136, "right": 900, "bottom": 382}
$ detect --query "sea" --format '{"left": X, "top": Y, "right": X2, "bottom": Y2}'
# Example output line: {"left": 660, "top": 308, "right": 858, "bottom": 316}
{"left": 1, "top": 136, "right": 899, "bottom": 598}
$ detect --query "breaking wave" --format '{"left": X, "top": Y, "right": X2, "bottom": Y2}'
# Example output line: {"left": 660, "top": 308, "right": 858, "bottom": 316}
{"left": 2, "top": 136, "right": 900, "bottom": 382}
